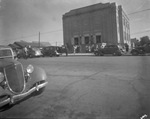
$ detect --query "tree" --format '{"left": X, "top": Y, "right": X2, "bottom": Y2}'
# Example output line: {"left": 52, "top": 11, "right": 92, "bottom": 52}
{"left": 140, "top": 36, "right": 150, "bottom": 46}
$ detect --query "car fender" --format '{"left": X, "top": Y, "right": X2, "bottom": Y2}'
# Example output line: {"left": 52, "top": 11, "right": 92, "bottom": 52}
{"left": 29, "top": 66, "right": 47, "bottom": 84}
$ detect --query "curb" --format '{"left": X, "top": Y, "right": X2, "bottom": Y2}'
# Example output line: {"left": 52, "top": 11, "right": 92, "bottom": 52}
{"left": 61, "top": 53, "right": 132, "bottom": 56}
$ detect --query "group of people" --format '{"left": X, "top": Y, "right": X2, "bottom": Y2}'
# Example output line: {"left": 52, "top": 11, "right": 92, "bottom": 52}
{"left": 18, "top": 45, "right": 32, "bottom": 59}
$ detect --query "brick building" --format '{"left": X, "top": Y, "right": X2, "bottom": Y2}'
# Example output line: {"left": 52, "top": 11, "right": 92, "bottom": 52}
{"left": 62, "top": 2, "right": 130, "bottom": 53}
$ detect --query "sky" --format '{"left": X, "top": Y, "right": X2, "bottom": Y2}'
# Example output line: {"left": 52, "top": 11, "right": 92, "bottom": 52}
{"left": 0, "top": 0, "right": 150, "bottom": 45}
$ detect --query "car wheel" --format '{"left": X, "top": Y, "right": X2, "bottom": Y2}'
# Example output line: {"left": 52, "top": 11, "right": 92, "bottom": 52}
{"left": 49, "top": 54, "right": 53, "bottom": 57}
{"left": 112, "top": 52, "right": 117, "bottom": 56}
{"left": 100, "top": 53, "right": 104, "bottom": 56}
{"left": 99, "top": 52, "right": 104, "bottom": 56}
{"left": 113, "top": 52, "right": 121, "bottom": 56}
{"left": 29, "top": 54, "right": 32, "bottom": 58}
{"left": 36, "top": 87, "right": 45, "bottom": 95}
{"left": 94, "top": 52, "right": 99, "bottom": 56}
{"left": 0, "top": 102, "right": 14, "bottom": 112}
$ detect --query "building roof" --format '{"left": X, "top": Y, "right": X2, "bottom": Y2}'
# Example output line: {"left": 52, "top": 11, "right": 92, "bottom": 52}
{"left": 31, "top": 41, "right": 51, "bottom": 47}
{"left": 63, "top": 2, "right": 116, "bottom": 17}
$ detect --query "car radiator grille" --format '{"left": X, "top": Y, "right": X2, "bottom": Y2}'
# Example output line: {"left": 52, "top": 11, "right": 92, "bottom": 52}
{"left": 5, "top": 63, "right": 25, "bottom": 93}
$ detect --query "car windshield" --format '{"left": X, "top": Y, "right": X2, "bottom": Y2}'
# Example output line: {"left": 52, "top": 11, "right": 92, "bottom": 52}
{"left": 0, "top": 49, "right": 12, "bottom": 58}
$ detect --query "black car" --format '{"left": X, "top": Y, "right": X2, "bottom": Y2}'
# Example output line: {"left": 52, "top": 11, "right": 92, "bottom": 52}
{"left": 94, "top": 44, "right": 123, "bottom": 56}
{"left": 0, "top": 46, "right": 48, "bottom": 110}
{"left": 130, "top": 43, "right": 150, "bottom": 56}
{"left": 41, "top": 46, "right": 61, "bottom": 57}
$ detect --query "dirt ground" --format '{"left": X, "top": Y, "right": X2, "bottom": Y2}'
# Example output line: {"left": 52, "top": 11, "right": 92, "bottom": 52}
{"left": 1, "top": 56, "right": 150, "bottom": 119}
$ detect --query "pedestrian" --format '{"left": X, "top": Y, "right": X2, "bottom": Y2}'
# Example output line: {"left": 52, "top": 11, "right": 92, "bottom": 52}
{"left": 23, "top": 45, "right": 28, "bottom": 59}
{"left": 86, "top": 45, "right": 89, "bottom": 53}
{"left": 65, "top": 45, "right": 68, "bottom": 56}
{"left": 73, "top": 45, "right": 77, "bottom": 54}
{"left": 125, "top": 43, "right": 129, "bottom": 53}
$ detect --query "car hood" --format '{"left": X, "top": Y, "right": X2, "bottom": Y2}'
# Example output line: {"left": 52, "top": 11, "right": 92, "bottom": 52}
{"left": 0, "top": 59, "right": 18, "bottom": 68}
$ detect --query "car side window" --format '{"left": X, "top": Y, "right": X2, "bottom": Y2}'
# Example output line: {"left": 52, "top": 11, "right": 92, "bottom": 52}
{"left": 0, "top": 49, "right": 12, "bottom": 57}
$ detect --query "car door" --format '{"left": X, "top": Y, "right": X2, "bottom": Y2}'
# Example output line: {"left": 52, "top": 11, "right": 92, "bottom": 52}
{"left": 106, "top": 45, "right": 113, "bottom": 54}
{"left": 103, "top": 45, "right": 109, "bottom": 54}
{"left": 111, "top": 45, "right": 118, "bottom": 54}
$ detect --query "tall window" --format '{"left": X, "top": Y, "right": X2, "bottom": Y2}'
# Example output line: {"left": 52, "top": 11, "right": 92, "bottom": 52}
{"left": 85, "top": 36, "right": 90, "bottom": 45}
{"left": 74, "top": 37, "right": 79, "bottom": 45}
{"left": 91, "top": 35, "right": 94, "bottom": 44}
{"left": 96, "top": 35, "right": 101, "bottom": 43}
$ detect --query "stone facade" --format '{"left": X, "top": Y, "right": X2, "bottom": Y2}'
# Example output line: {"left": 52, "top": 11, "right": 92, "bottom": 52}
{"left": 63, "top": 2, "right": 130, "bottom": 53}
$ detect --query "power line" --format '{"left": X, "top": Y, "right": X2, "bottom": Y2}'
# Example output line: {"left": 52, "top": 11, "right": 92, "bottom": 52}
{"left": 128, "top": 8, "right": 150, "bottom": 15}
{"left": 40, "top": 29, "right": 62, "bottom": 35}
{"left": 5, "top": 29, "right": 63, "bottom": 41}
{"left": 131, "top": 29, "right": 150, "bottom": 35}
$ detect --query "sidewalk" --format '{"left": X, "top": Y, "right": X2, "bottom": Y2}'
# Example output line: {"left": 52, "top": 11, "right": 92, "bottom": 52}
{"left": 61, "top": 52, "right": 132, "bottom": 56}
{"left": 61, "top": 53, "right": 94, "bottom": 56}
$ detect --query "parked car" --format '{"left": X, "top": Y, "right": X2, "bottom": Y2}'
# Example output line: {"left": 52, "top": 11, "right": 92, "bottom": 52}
{"left": 94, "top": 44, "right": 123, "bottom": 56}
{"left": 0, "top": 46, "right": 48, "bottom": 111}
{"left": 41, "top": 46, "right": 61, "bottom": 57}
{"left": 29, "top": 48, "right": 43, "bottom": 58}
{"left": 16, "top": 49, "right": 28, "bottom": 59}
{"left": 16, "top": 47, "right": 42, "bottom": 59}
{"left": 130, "top": 43, "right": 150, "bottom": 56}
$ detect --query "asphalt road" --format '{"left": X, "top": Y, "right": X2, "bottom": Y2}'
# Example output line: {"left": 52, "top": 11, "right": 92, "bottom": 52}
{"left": 1, "top": 56, "right": 150, "bottom": 119}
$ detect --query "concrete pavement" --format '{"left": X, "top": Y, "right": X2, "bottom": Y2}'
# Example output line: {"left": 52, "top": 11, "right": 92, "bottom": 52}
{"left": 2, "top": 56, "right": 150, "bottom": 118}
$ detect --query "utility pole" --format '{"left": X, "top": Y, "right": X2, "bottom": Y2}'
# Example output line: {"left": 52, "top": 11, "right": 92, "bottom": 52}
{"left": 39, "top": 32, "right": 40, "bottom": 48}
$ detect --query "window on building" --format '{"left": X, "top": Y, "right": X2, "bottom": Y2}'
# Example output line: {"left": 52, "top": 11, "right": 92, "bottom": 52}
{"left": 85, "top": 36, "right": 90, "bottom": 45}
{"left": 96, "top": 35, "right": 102, "bottom": 43}
{"left": 74, "top": 37, "right": 79, "bottom": 45}
{"left": 90, "top": 35, "right": 94, "bottom": 44}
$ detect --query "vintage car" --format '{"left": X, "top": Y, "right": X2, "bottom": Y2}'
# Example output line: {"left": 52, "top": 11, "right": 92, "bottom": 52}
{"left": 94, "top": 44, "right": 123, "bottom": 56}
{"left": 0, "top": 46, "right": 48, "bottom": 110}
{"left": 41, "top": 46, "right": 61, "bottom": 57}
{"left": 31, "top": 48, "right": 43, "bottom": 57}
{"left": 130, "top": 43, "right": 150, "bottom": 56}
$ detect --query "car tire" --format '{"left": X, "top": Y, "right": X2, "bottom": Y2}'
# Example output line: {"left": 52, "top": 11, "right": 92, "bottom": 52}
{"left": 0, "top": 103, "right": 14, "bottom": 112}
{"left": 29, "top": 54, "right": 32, "bottom": 58}
{"left": 94, "top": 52, "right": 99, "bottom": 56}
{"left": 99, "top": 52, "right": 104, "bottom": 56}
{"left": 36, "top": 87, "right": 45, "bottom": 95}
{"left": 112, "top": 52, "right": 117, "bottom": 56}
{"left": 113, "top": 52, "right": 121, "bottom": 56}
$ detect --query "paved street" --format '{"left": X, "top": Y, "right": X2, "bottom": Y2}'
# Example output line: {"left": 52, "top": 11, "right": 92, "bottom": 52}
{"left": 1, "top": 56, "right": 150, "bottom": 119}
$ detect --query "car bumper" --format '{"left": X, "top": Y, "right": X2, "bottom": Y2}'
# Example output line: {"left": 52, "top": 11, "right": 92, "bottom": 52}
{"left": 0, "top": 81, "right": 48, "bottom": 107}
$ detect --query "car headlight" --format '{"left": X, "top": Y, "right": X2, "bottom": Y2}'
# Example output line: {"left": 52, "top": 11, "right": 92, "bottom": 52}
{"left": 0, "top": 72, "right": 4, "bottom": 83}
{"left": 26, "top": 64, "right": 34, "bottom": 74}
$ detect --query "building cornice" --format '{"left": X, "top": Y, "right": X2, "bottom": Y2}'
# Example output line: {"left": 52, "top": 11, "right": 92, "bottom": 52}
{"left": 63, "top": 2, "right": 116, "bottom": 18}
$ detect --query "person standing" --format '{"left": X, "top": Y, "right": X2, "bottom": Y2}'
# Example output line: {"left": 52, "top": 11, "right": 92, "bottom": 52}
{"left": 73, "top": 45, "right": 77, "bottom": 54}
{"left": 65, "top": 45, "right": 68, "bottom": 56}
{"left": 24, "top": 45, "right": 28, "bottom": 59}
{"left": 125, "top": 43, "right": 129, "bottom": 53}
